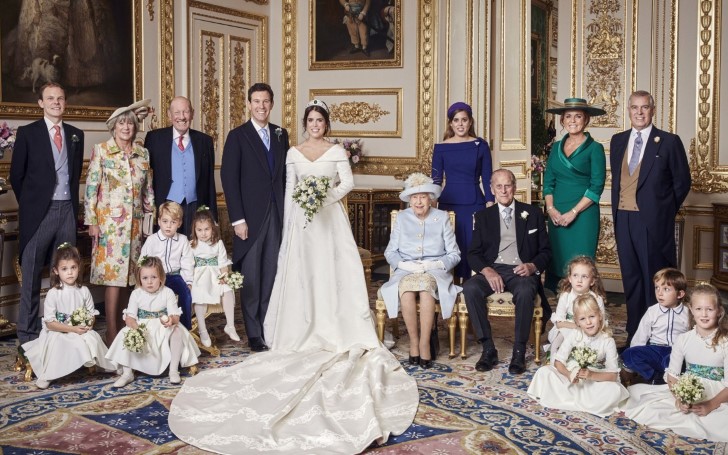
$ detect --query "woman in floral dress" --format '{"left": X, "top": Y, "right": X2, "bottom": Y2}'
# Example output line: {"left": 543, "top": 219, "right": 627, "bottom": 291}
{"left": 85, "top": 99, "right": 154, "bottom": 344}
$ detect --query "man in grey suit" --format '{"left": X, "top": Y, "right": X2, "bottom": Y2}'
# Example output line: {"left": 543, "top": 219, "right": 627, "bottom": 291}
{"left": 10, "top": 83, "right": 84, "bottom": 348}
{"left": 221, "top": 83, "right": 289, "bottom": 352}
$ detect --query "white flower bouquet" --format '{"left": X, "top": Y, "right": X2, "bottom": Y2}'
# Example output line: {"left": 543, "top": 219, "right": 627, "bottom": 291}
{"left": 672, "top": 373, "right": 704, "bottom": 405}
{"left": 569, "top": 345, "right": 599, "bottom": 369}
{"left": 333, "top": 138, "right": 364, "bottom": 165}
{"left": 70, "top": 307, "right": 94, "bottom": 327}
{"left": 292, "top": 175, "right": 332, "bottom": 227}
{"left": 123, "top": 323, "right": 147, "bottom": 353}
{"left": 219, "top": 271, "right": 244, "bottom": 290}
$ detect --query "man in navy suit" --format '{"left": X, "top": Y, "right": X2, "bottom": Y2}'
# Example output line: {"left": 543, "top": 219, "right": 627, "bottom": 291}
{"left": 10, "top": 83, "right": 84, "bottom": 346}
{"left": 221, "top": 83, "right": 289, "bottom": 352}
{"left": 145, "top": 96, "right": 217, "bottom": 236}
{"left": 462, "top": 169, "right": 552, "bottom": 374}
{"left": 610, "top": 90, "right": 691, "bottom": 345}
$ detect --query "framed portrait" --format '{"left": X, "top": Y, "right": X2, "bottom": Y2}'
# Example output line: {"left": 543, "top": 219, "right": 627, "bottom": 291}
{"left": 721, "top": 223, "right": 728, "bottom": 247}
{"left": 721, "top": 250, "right": 728, "bottom": 273}
{"left": 0, "top": 0, "right": 142, "bottom": 120}
{"left": 309, "top": 0, "right": 401, "bottom": 70}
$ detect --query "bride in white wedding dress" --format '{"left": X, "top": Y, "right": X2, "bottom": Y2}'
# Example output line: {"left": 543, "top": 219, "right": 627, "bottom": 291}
{"left": 169, "top": 100, "right": 419, "bottom": 454}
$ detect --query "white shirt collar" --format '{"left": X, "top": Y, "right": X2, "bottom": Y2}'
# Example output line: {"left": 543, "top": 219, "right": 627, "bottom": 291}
{"left": 44, "top": 117, "right": 63, "bottom": 131}
{"left": 497, "top": 201, "right": 516, "bottom": 213}
{"left": 156, "top": 230, "right": 179, "bottom": 242}
{"left": 631, "top": 124, "right": 653, "bottom": 139}
{"left": 658, "top": 302, "right": 685, "bottom": 314}
{"left": 172, "top": 128, "right": 189, "bottom": 141}
{"left": 250, "top": 118, "right": 269, "bottom": 133}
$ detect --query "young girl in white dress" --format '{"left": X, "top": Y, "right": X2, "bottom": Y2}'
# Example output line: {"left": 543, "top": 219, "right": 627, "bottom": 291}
{"left": 22, "top": 244, "right": 117, "bottom": 389}
{"left": 547, "top": 255, "right": 606, "bottom": 361}
{"left": 106, "top": 256, "right": 200, "bottom": 387}
{"left": 528, "top": 293, "right": 629, "bottom": 416}
{"left": 188, "top": 207, "right": 240, "bottom": 347}
{"left": 622, "top": 284, "right": 728, "bottom": 442}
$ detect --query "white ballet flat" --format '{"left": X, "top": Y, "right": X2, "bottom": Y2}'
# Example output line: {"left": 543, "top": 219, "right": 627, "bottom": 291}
{"left": 36, "top": 379, "right": 51, "bottom": 389}
{"left": 224, "top": 325, "right": 241, "bottom": 342}
{"left": 200, "top": 331, "right": 212, "bottom": 348}
{"left": 169, "top": 371, "right": 181, "bottom": 384}
{"left": 113, "top": 372, "right": 134, "bottom": 388}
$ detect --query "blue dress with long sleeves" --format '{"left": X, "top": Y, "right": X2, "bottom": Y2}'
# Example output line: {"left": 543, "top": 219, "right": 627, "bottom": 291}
{"left": 431, "top": 138, "right": 494, "bottom": 278}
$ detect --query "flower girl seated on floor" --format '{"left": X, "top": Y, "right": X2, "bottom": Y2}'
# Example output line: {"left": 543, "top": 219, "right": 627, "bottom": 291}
{"left": 188, "top": 207, "right": 240, "bottom": 347}
{"left": 106, "top": 256, "right": 200, "bottom": 387}
{"left": 622, "top": 284, "right": 728, "bottom": 442}
{"left": 546, "top": 255, "right": 606, "bottom": 361}
{"left": 527, "top": 293, "right": 628, "bottom": 416}
{"left": 22, "top": 244, "right": 118, "bottom": 389}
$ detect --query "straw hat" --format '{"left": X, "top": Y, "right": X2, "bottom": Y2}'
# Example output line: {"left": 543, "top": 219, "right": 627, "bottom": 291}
{"left": 399, "top": 172, "right": 442, "bottom": 202}
{"left": 106, "top": 99, "right": 152, "bottom": 130}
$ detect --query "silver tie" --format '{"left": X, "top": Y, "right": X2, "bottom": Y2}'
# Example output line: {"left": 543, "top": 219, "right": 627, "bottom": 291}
{"left": 628, "top": 131, "right": 642, "bottom": 175}
{"left": 503, "top": 207, "right": 513, "bottom": 229}
{"left": 260, "top": 128, "right": 270, "bottom": 150}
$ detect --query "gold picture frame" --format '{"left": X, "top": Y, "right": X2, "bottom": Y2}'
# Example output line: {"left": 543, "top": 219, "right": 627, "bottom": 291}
{"left": 309, "top": 0, "right": 402, "bottom": 70}
{"left": 0, "top": 0, "right": 143, "bottom": 121}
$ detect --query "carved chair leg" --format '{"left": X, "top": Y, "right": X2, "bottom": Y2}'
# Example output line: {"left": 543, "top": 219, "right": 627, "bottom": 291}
{"left": 534, "top": 315, "right": 542, "bottom": 364}
{"left": 14, "top": 355, "right": 24, "bottom": 372}
{"left": 189, "top": 365, "right": 198, "bottom": 376}
{"left": 24, "top": 363, "right": 33, "bottom": 382}
{"left": 459, "top": 313, "right": 469, "bottom": 359}
{"left": 376, "top": 307, "right": 386, "bottom": 342}
{"left": 448, "top": 315, "right": 457, "bottom": 359}
{"left": 87, "top": 366, "right": 97, "bottom": 376}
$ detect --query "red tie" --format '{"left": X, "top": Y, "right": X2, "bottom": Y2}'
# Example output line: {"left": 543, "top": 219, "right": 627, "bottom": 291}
{"left": 53, "top": 125, "right": 62, "bottom": 153}
{"left": 178, "top": 135, "right": 185, "bottom": 151}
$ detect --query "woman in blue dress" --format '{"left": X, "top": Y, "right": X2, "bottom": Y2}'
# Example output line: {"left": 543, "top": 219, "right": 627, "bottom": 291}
{"left": 431, "top": 102, "right": 495, "bottom": 279}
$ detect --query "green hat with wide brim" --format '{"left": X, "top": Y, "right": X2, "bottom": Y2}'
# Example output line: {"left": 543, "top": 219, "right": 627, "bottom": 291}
{"left": 545, "top": 98, "right": 606, "bottom": 116}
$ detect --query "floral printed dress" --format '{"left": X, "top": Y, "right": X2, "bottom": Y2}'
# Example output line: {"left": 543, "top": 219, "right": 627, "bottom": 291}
{"left": 84, "top": 138, "right": 154, "bottom": 286}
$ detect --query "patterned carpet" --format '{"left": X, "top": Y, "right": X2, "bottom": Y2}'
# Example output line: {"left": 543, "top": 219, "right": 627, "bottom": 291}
{"left": 1, "top": 289, "right": 726, "bottom": 454}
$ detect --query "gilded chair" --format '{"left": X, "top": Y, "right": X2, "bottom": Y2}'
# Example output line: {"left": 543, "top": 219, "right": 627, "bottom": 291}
{"left": 374, "top": 210, "right": 459, "bottom": 358}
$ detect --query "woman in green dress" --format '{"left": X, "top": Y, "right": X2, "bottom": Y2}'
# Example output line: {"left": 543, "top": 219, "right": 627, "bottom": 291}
{"left": 543, "top": 98, "right": 606, "bottom": 291}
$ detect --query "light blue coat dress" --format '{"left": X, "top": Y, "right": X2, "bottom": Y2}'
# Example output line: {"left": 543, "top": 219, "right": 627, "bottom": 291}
{"left": 381, "top": 208, "right": 462, "bottom": 319}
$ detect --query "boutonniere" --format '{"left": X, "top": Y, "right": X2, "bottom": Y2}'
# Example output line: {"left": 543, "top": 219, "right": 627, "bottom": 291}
{"left": 654, "top": 136, "right": 661, "bottom": 143}
{"left": 520, "top": 210, "right": 529, "bottom": 220}
{"left": 71, "top": 134, "right": 79, "bottom": 143}
{"left": 275, "top": 127, "right": 283, "bottom": 141}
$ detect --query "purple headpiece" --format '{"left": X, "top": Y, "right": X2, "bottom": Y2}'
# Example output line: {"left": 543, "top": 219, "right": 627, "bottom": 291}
{"left": 447, "top": 102, "right": 472, "bottom": 119}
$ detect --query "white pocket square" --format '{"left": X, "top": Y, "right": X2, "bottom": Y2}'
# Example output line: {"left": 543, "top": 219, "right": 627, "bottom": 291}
{"left": 528, "top": 228, "right": 538, "bottom": 234}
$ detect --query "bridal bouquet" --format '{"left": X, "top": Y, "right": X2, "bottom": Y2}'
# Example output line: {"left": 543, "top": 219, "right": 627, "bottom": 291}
{"left": 672, "top": 373, "right": 704, "bottom": 405}
{"left": 123, "top": 324, "right": 147, "bottom": 353}
{"left": 70, "top": 307, "right": 94, "bottom": 327}
{"left": 219, "top": 271, "right": 244, "bottom": 290}
{"left": 569, "top": 345, "right": 598, "bottom": 369}
{"left": 292, "top": 175, "right": 332, "bottom": 227}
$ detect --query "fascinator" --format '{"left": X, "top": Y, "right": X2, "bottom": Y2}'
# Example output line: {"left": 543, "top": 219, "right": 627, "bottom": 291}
{"left": 447, "top": 102, "right": 472, "bottom": 119}
{"left": 545, "top": 98, "right": 606, "bottom": 116}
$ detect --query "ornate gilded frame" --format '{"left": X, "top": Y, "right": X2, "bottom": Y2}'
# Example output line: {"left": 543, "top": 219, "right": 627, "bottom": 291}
{"left": 308, "top": 88, "right": 402, "bottom": 138}
{"left": 0, "top": 0, "right": 144, "bottom": 121}
{"left": 308, "top": 0, "right": 402, "bottom": 70}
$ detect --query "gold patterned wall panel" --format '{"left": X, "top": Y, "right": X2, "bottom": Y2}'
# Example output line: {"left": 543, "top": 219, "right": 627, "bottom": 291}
{"left": 689, "top": 0, "right": 727, "bottom": 193}
{"left": 498, "top": 0, "right": 527, "bottom": 151}
{"left": 188, "top": 1, "right": 267, "bottom": 161}
{"left": 692, "top": 225, "right": 713, "bottom": 270}
{"left": 308, "top": 89, "right": 402, "bottom": 138}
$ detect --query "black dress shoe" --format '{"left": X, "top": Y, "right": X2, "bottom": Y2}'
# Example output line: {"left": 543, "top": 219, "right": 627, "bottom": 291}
{"left": 361, "top": 48, "right": 370, "bottom": 57}
{"left": 419, "top": 358, "right": 433, "bottom": 369}
{"left": 408, "top": 355, "right": 420, "bottom": 365}
{"left": 508, "top": 349, "right": 527, "bottom": 375}
{"left": 249, "top": 337, "right": 269, "bottom": 352}
{"left": 475, "top": 349, "right": 499, "bottom": 372}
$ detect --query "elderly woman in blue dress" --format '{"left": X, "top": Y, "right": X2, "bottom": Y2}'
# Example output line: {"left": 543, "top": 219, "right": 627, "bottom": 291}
{"left": 381, "top": 173, "right": 462, "bottom": 368}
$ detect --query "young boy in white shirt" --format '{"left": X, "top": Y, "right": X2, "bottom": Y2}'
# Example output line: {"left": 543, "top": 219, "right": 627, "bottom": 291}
{"left": 621, "top": 268, "right": 690, "bottom": 385}
{"left": 140, "top": 202, "right": 194, "bottom": 329}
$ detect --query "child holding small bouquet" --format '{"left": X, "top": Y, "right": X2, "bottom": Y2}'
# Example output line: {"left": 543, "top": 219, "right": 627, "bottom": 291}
{"left": 106, "top": 256, "right": 200, "bottom": 387}
{"left": 622, "top": 284, "right": 728, "bottom": 442}
{"left": 22, "top": 244, "right": 117, "bottom": 389}
{"left": 189, "top": 207, "right": 241, "bottom": 347}
{"left": 528, "top": 294, "right": 628, "bottom": 416}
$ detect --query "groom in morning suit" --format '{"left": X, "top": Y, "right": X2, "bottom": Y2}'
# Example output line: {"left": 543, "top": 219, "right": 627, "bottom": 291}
{"left": 145, "top": 96, "right": 218, "bottom": 236}
{"left": 462, "top": 169, "right": 552, "bottom": 375}
{"left": 9, "top": 83, "right": 84, "bottom": 346}
{"left": 221, "top": 83, "right": 289, "bottom": 352}
{"left": 610, "top": 90, "right": 691, "bottom": 345}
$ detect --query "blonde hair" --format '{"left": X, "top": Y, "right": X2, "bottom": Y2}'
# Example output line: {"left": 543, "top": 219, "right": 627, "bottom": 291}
{"left": 557, "top": 255, "right": 606, "bottom": 301}
{"left": 158, "top": 201, "right": 183, "bottom": 222}
{"left": 686, "top": 284, "right": 727, "bottom": 348}
{"left": 572, "top": 293, "right": 611, "bottom": 337}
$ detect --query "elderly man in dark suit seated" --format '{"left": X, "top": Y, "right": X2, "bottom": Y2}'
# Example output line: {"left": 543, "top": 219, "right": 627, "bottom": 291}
{"left": 462, "top": 169, "right": 552, "bottom": 375}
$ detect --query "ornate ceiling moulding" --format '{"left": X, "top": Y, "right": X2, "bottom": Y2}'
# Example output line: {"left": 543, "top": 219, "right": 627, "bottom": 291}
{"left": 584, "top": 0, "right": 622, "bottom": 128}
{"left": 329, "top": 102, "right": 390, "bottom": 125}
{"left": 689, "top": 0, "right": 726, "bottom": 193}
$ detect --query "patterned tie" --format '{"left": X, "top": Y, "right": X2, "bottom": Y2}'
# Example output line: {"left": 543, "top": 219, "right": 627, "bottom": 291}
{"left": 503, "top": 207, "right": 513, "bottom": 229}
{"left": 53, "top": 125, "right": 62, "bottom": 153}
{"left": 178, "top": 135, "right": 185, "bottom": 151}
{"left": 628, "top": 131, "right": 642, "bottom": 175}
{"left": 260, "top": 128, "right": 270, "bottom": 150}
